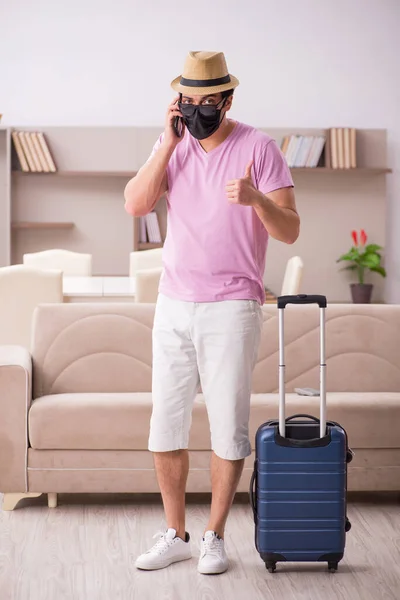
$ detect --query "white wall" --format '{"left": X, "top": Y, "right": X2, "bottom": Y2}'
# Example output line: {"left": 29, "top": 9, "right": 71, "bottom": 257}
{"left": 1, "top": 0, "right": 400, "bottom": 299}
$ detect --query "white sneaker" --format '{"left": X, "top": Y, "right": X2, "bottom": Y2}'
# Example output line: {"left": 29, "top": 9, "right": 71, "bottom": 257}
{"left": 198, "top": 531, "right": 229, "bottom": 574}
{"left": 135, "top": 528, "right": 192, "bottom": 571}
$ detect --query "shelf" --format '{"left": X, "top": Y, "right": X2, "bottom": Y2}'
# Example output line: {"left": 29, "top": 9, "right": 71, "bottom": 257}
{"left": 137, "top": 242, "right": 163, "bottom": 250}
{"left": 12, "top": 170, "right": 134, "bottom": 177}
{"left": 12, "top": 221, "right": 75, "bottom": 230}
{"left": 290, "top": 167, "right": 392, "bottom": 174}
{"left": 12, "top": 167, "right": 392, "bottom": 177}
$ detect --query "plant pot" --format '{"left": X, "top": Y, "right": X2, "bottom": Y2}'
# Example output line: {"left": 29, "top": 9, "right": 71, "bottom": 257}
{"left": 350, "top": 283, "right": 373, "bottom": 303}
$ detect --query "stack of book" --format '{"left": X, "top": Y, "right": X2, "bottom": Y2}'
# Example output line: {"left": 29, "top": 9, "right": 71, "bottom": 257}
{"left": 328, "top": 128, "right": 356, "bottom": 169}
{"left": 139, "top": 211, "right": 162, "bottom": 244}
{"left": 281, "top": 135, "right": 326, "bottom": 168}
{"left": 12, "top": 130, "right": 57, "bottom": 173}
{"left": 264, "top": 286, "right": 277, "bottom": 304}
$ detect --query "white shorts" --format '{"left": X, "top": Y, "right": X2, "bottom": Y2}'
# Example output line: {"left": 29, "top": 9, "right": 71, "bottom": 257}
{"left": 148, "top": 293, "right": 263, "bottom": 460}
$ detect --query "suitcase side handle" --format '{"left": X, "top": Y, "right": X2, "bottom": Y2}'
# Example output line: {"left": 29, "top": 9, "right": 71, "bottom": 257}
{"left": 277, "top": 294, "right": 327, "bottom": 309}
{"left": 249, "top": 464, "right": 257, "bottom": 523}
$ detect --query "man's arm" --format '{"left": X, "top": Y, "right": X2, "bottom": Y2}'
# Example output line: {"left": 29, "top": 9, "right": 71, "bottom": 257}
{"left": 124, "top": 146, "right": 170, "bottom": 217}
{"left": 226, "top": 161, "right": 300, "bottom": 245}
{"left": 124, "top": 96, "right": 184, "bottom": 217}
{"left": 253, "top": 186, "right": 300, "bottom": 245}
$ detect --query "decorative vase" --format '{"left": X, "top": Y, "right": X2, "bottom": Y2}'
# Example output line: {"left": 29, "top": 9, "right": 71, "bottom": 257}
{"left": 350, "top": 283, "right": 373, "bottom": 303}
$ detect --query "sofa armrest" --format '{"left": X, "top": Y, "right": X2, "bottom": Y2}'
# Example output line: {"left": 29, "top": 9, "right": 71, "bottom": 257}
{"left": 0, "top": 345, "right": 32, "bottom": 493}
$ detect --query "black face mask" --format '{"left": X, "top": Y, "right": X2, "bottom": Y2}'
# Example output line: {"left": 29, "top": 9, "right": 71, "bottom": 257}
{"left": 179, "top": 97, "right": 227, "bottom": 140}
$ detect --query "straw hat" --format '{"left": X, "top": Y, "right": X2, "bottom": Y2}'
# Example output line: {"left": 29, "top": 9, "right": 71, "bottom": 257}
{"left": 171, "top": 51, "right": 239, "bottom": 96}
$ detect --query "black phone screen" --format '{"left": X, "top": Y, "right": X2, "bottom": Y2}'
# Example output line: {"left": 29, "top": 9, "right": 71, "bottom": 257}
{"left": 173, "top": 94, "right": 183, "bottom": 137}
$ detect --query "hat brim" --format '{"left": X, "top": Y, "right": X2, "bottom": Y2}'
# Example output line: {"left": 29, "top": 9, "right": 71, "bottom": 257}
{"left": 171, "top": 74, "right": 239, "bottom": 96}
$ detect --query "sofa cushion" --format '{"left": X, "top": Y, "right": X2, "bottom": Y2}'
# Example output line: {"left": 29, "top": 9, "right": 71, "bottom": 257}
{"left": 28, "top": 392, "right": 400, "bottom": 451}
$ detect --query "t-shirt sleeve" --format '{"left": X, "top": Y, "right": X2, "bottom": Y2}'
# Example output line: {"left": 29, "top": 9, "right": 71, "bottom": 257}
{"left": 146, "top": 133, "right": 164, "bottom": 164}
{"left": 255, "top": 140, "right": 294, "bottom": 195}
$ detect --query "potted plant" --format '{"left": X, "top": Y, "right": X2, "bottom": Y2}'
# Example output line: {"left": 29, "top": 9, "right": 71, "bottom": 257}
{"left": 337, "top": 229, "right": 386, "bottom": 303}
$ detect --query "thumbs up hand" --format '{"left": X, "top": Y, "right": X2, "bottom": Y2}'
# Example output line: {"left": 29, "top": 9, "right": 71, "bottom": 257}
{"left": 226, "top": 160, "right": 257, "bottom": 206}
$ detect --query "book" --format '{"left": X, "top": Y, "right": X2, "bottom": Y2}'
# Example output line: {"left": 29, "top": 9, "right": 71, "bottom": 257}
{"left": 264, "top": 286, "right": 277, "bottom": 303}
{"left": 292, "top": 136, "right": 306, "bottom": 167}
{"left": 32, "top": 132, "right": 50, "bottom": 172}
{"left": 290, "top": 136, "right": 302, "bottom": 166}
{"left": 284, "top": 135, "right": 297, "bottom": 167}
{"left": 37, "top": 132, "right": 57, "bottom": 172}
{"left": 281, "top": 135, "right": 326, "bottom": 168}
{"left": 11, "top": 131, "right": 30, "bottom": 172}
{"left": 25, "top": 132, "right": 43, "bottom": 172}
{"left": 152, "top": 212, "right": 162, "bottom": 243}
{"left": 344, "top": 128, "right": 351, "bottom": 169}
{"left": 145, "top": 212, "right": 162, "bottom": 243}
{"left": 139, "top": 217, "right": 147, "bottom": 243}
{"left": 18, "top": 132, "right": 37, "bottom": 172}
{"left": 308, "top": 136, "right": 326, "bottom": 167}
{"left": 280, "top": 136, "right": 290, "bottom": 155}
{"left": 316, "top": 136, "right": 327, "bottom": 167}
{"left": 350, "top": 128, "right": 357, "bottom": 168}
{"left": 298, "top": 136, "right": 314, "bottom": 167}
{"left": 307, "top": 136, "right": 320, "bottom": 167}
{"left": 330, "top": 129, "right": 338, "bottom": 169}
{"left": 337, "top": 128, "right": 344, "bottom": 169}
{"left": 305, "top": 137, "right": 319, "bottom": 168}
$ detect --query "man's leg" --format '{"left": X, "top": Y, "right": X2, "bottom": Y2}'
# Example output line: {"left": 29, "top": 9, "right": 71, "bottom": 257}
{"left": 194, "top": 299, "right": 263, "bottom": 574}
{"left": 205, "top": 452, "right": 244, "bottom": 538}
{"left": 135, "top": 294, "right": 199, "bottom": 570}
{"left": 153, "top": 449, "right": 189, "bottom": 541}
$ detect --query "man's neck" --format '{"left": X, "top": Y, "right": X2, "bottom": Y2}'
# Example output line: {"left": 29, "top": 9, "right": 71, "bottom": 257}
{"left": 198, "top": 119, "right": 237, "bottom": 153}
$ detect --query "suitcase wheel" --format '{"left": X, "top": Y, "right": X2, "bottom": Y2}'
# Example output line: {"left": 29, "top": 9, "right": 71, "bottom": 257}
{"left": 328, "top": 562, "right": 338, "bottom": 573}
{"left": 265, "top": 561, "right": 277, "bottom": 573}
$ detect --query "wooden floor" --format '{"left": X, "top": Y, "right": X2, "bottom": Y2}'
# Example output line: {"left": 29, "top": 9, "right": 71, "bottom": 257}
{"left": 1, "top": 492, "right": 400, "bottom": 600}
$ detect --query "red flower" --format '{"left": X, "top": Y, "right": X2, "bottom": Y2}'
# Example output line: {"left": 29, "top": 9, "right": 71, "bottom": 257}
{"left": 360, "top": 229, "right": 367, "bottom": 245}
{"left": 351, "top": 230, "right": 358, "bottom": 246}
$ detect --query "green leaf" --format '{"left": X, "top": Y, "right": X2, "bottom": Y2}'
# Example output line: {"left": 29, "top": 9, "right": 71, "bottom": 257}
{"left": 337, "top": 249, "right": 360, "bottom": 262}
{"left": 365, "top": 244, "right": 383, "bottom": 253}
{"left": 360, "top": 254, "right": 380, "bottom": 268}
{"left": 337, "top": 255, "right": 353, "bottom": 263}
{"left": 370, "top": 266, "right": 387, "bottom": 277}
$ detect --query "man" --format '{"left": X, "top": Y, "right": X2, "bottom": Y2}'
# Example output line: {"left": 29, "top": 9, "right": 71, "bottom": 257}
{"left": 124, "top": 51, "right": 299, "bottom": 574}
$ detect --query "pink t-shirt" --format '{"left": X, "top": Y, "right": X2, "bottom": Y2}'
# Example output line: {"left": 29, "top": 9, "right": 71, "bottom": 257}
{"left": 150, "top": 121, "right": 293, "bottom": 304}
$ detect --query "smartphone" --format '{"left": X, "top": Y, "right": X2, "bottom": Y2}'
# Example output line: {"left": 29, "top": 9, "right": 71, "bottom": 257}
{"left": 173, "top": 115, "right": 183, "bottom": 138}
{"left": 173, "top": 94, "right": 183, "bottom": 138}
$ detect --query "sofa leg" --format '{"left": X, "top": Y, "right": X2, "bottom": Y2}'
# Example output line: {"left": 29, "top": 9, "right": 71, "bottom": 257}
{"left": 48, "top": 493, "right": 58, "bottom": 508}
{"left": 2, "top": 492, "right": 43, "bottom": 511}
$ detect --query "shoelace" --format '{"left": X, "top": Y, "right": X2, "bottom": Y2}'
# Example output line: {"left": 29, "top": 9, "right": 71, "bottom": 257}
{"left": 202, "top": 536, "right": 223, "bottom": 557}
{"left": 148, "top": 531, "right": 175, "bottom": 555}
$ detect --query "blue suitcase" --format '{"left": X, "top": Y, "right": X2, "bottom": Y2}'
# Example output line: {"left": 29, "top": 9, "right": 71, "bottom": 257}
{"left": 249, "top": 294, "right": 353, "bottom": 573}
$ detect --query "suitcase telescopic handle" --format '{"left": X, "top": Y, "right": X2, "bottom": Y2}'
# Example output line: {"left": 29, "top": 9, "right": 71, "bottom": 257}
{"left": 277, "top": 295, "right": 327, "bottom": 438}
{"left": 277, "top": 294, "right": 327, "bottom": 309}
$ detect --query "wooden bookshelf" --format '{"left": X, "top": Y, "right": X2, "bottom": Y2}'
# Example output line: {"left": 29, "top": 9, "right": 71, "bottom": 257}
{"left": 11, "top": 167, "right": 393, "bottom": 176}
{"left": 12, "top": 222, "right": 75, "bottom": 230}
{"left": 0, "top": 126, "right": 391, "bottom": 302}
{"left": 290, "top": 167, "right": 392, "bottom": 174}
{"left": 12, "top": 170, "right": 134, "bottom": 177}
{"left": 138, "top": 242, "right": 163, "bottom": 250}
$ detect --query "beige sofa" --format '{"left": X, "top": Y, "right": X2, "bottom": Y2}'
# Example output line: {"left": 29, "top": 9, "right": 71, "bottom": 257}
{"left": 1, "top": 302, "right": 400, "bottom": 511}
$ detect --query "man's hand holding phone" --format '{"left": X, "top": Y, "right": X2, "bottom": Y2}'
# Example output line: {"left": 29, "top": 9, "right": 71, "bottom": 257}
{"left": 164, "top": 96, "right": 185, "bottom": 149}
